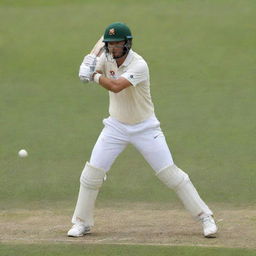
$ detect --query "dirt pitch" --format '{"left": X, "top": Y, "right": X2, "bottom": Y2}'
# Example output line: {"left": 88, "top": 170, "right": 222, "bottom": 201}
{"left": 0, "top": 203, "right": 255, "bottom": 249}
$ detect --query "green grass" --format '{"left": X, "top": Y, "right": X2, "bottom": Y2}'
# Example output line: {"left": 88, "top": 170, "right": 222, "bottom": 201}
{"left": 0, "top": 0, "right": 256, "bottom": 208}
{"left": 0, "top": 244, "right": 255, "bottom": 256}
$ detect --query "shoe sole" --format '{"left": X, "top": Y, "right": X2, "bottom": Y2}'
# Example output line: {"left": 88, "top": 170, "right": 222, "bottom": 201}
{"left": 68, "top": 234, "right": 85, "bottom": 237}
{"left": 204, "top": 232, "right": 217, "bottom": 238}
{"left": 67, "top": 229, "right": 90, "bottom": 237}
{"left": 68, "top": 232, "right": 89, "bottom": 237}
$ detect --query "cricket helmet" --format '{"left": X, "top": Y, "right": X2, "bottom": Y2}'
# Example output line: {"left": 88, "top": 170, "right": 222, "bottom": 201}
{"left": 103, "top": 22, "right": 133, "bottom": 42}
{"left": 103, "top": 22, "right": 133, "bottom": 59}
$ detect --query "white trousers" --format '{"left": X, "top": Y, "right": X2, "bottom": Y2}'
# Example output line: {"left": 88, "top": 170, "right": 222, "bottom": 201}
{"left": 73, "top": 115, "right": 213, "bottom": 224}
{"left": 89, "top": 115, "right": 174, "bottom": 173}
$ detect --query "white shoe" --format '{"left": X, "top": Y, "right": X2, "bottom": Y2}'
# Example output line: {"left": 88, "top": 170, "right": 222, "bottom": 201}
{"left": 67, "top": 223, "right": 90, "bottom": 237}
{"left": 201, "top": 215, "right": 218, "bottom": 238}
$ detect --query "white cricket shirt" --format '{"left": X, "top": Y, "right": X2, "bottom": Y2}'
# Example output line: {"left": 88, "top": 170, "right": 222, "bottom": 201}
{"left": 96, "top": 50, "right": 155, "bottom": 124}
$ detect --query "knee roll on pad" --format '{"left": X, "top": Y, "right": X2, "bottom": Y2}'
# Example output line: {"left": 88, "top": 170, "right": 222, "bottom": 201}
{"left": 80, "top": 162, "right": 106, "bottom": 190}
{"left": 156, "top": 164, "right": 189, "bottom": 190}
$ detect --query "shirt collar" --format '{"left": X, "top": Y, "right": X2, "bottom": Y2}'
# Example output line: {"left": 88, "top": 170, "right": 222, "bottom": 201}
{"left": 120, "top": 49, "right": 134, "bottom": 67}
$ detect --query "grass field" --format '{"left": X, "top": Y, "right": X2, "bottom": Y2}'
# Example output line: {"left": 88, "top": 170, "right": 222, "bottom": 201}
{"left": 0, "top": 0, "right": 256, "bottom": 255}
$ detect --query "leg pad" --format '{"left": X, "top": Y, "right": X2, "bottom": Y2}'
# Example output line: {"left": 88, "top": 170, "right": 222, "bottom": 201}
{"left": 156, "top": 164, "right": 188, "bottom": 190}
{"left": 71, "top": 162, "right": 105, "bottom": 227}
{"left": 156, "top": 165, "right": 213, "bottom": 218}
{"left": 80, "top": 162, "right": 106, "bottom": 190}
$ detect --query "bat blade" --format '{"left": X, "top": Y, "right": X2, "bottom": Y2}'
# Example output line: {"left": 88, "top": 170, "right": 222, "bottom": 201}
{"left": 90, "top": 36, "right": 104, "bottom": 57}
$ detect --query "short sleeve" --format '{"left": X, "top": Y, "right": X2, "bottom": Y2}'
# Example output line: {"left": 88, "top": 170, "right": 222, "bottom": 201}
{"left": 121, "top": 60, "right": 148, "bottom": 87}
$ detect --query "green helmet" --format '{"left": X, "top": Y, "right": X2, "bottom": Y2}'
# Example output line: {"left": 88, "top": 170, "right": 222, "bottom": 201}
{"left": 103, "top": 22, "right": 133, "bottom": 42}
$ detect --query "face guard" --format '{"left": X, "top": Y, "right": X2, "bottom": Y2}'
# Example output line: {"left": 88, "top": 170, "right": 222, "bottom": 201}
{"left": 103, "top": 22, "right": 133, "bottom": 59}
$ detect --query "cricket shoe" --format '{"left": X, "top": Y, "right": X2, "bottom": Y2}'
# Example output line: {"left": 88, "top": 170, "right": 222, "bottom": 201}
{"left": 200, "top": 215, "right": 218, "bottom": 238}
{"left": 67, "top": 223, "right": 90, "bottom": 237}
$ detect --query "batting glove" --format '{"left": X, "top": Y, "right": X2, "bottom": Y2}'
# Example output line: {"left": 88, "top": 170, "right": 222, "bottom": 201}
{"left": 79, "top": 63, "right": 96, "bottom": 83}
{"left": 82, "top": 54, "right": 97, "bottom": 67}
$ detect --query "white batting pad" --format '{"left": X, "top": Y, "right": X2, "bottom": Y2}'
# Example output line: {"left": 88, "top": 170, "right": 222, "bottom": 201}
{"left": 71, "top": 162, "right": 105, "bottom": 227}
{"left": 156, "top": 165, "right": 213, "bottom": 218}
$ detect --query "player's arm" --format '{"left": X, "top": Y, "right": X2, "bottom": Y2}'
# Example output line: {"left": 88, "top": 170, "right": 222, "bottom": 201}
{"left": 93, "top": 72, "right": 132, "bottom": 93}
{"left": 93, "top": 60, "right": 148, "bottom": 92}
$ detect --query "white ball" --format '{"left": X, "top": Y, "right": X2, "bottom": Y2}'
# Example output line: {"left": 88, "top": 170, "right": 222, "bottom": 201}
{"left": 18, "top": 149, "right": 28, "bottom": 158}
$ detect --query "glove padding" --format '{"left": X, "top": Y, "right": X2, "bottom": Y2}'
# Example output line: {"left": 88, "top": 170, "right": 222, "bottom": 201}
{"left": 79, "top": 54, "right": 97, "bottom": 83}
{"left": 82, "top": 54, "right": 97, "bottom": 66}
{"left": 79, "top": 63, "right": 94, "bottom": 82}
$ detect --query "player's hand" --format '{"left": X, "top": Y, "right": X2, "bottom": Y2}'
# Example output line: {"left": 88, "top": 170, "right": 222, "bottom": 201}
{"left": 82, "top": 54, "right": 97, "bottom": 67}
{"left": 79, "top": 63, "right": 95, "bottom": 82}
{"left": 79, "top": 54, "right": 97, "bottom": 83}
{"left": 79, "top": 63, "right": 90, "bottom": 82}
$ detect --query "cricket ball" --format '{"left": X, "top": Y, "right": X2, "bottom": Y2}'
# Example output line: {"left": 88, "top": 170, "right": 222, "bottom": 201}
{"left": 18, "top": 149, "right": 28, "bottom": 158}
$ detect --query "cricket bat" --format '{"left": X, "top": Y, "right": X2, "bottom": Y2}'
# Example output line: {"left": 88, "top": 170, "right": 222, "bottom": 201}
{"left": 90, "top": 35, "right": 105, "bottom": 57}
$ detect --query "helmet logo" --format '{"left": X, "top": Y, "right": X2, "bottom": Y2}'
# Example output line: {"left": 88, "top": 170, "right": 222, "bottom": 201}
{"left": 109, "top": 28, "right": 115, "bottom": 35}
